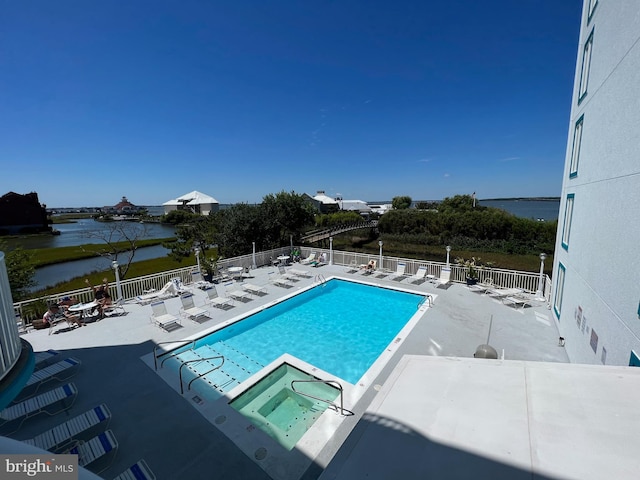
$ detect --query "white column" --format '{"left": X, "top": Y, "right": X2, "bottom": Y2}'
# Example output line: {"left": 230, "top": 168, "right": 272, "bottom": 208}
{"left": 446, "top": 245, "right": 451, "bottom": 268}
{"left": 535, "top": 253, "right": 547, "bottom": 300}
{"left": 329, "top": 236, "right": 334, "bottom": 265}
{"left": 112, "top": 261, "right": 123, "bottom": 301}
{"left": 379, "top": 240, "right": 383, "bottom": 269}
{"left": 252, "top": 242, "right": 257, "bottom": 269}
{"left": 194, "top": 247, "right": 201, "bottom": 273}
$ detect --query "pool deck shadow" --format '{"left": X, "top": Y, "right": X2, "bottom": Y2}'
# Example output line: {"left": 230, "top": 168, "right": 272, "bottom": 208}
{"left": 15, "top": 264, "right": 566, "bottom": 479}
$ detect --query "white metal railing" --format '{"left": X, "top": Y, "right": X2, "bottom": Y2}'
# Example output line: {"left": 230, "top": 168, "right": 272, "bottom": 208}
{"left": 13, "top": 246, "right": 552, "bottom": 326}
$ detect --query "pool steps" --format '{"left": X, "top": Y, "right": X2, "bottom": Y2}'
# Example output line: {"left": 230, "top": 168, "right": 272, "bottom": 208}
{"left": 175, "top": 342, "right": 265, "bottom": 395}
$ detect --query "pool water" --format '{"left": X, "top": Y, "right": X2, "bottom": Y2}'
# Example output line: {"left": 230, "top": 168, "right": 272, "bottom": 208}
{"left": 169, "top": 279, "right": 421, "bottom": 402}
{"left": 229, "top": 363, "right": 340, "bottom": 450}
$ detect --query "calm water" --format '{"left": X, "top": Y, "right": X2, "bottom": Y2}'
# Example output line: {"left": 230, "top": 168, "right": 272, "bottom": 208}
{"left": 476, "top": 199, "right": 560, "bottom": 221}
{"left": 187, "top": 279, "right": 421, "bottom": 384}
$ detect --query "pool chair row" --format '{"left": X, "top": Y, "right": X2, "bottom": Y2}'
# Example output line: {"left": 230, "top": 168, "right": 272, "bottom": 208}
{"left": 13, "top": 357, "right": 82, "bottom": 402}
{"left": 468, "top": 284, "right": 533, "bottom": 309}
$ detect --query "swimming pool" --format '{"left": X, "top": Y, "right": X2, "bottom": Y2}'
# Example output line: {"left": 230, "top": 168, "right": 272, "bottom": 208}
{"left": 167, "top": 279, "right": 423, "bottom": 395}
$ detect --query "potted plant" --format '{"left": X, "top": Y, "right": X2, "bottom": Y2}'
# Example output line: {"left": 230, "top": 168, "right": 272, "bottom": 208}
{"left": 455, "top": 257, "right": 481, "bottom": 286}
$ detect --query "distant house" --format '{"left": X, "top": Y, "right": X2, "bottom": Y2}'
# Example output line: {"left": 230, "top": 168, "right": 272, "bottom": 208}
{"left": 303, "top": 191, "right": 340, "bottom": 214}
{"left": 338, "top": 199, "right": 372, "bottom": 215}
{"left": 0, "top": 191, "right": 51, "bottom": 235}
{"left": 102, "top": 196, "right": 144, "bottom": 216}
{"left": 162, "top": 191, "right": 219, "bottom": 216}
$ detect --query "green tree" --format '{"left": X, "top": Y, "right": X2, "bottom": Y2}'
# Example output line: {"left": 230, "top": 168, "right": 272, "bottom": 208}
{"left": 161, "top": 209, "right": 200, "bottom": 225}
{"left": 0, "top": 241, "right": 36, "bottom": 301}
{"left": 260, "top": 191, "right": 316, "bottom": 247}
{"left": 163, "top": 215, "right": 217, "bottom": 266}
{"left": 391, "top": 196, "right": 412, "bottom": 210}
{"left": 215, "top": 204, "right": 265, "bottom": 257}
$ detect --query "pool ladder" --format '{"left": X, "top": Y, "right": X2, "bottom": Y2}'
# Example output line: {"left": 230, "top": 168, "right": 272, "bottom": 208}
{"left": 315, "top": 274, "right": 327, "bottom": 285}
{"left": 153, "top": 339, "right": 196, "bottom": 370}
{"left": 291, "top": 379, "right": 351, "bottom": 416}
{"left": 417, "top": 294, "right": 433, "bottom": 309}
{"left": 179, "top": 355, "right": 225, "bottom": 394}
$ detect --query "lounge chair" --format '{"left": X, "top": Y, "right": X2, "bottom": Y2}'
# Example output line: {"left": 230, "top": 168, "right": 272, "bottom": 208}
{"left": 136, "top": 282, "right": 178, "bottom": 305}
{"left": 360, "top": 260, "right": 377, "bottom": 275}
{"left": 288, "top": 268, "right": 312, "bottom": 278}
{"left": 113, "top": 459, "right": 156, "bottom": 480}
{"left": 24, "top": 404, "right": 111, "bottom": 453}
{"left": 269, "top": 272, "right": 294, "bottom": 288}
{"left": 242, "top": 283, "right": 268, "bottom": 296}
{"left": 66, "top": 429, "right": 118, "bottom": 474}
{"left": 102, "top": 298, "right": 126, "bottom": 317}
{"left": 0, "top": 383, "right": 78, "bottom": 435}
{"left": 372, "top": 268, "right": 392, "bottom": 279}
{"left": 388, "top": 263, "right": 407, "bottom": 281}
{"left": 149, "top": 301, "right": 181, "bottom": 332}
{"left": 435, "top": 267, "right": 452, "bottom": 288}
{"left": 502, "top": 295, "right": 532, "bottom": 309}
{"left": 278, "top": 265, "right": 298, "bottom": 281}
{"left": 300, "top": 252, "right": 316, "bottom": 265}
{"left": 310, "top": 254, "right": 327, "bottom": 268}
{"left": 486, "top": 287, "right": 524, "bottom": 298}
{"left": 191, "top": 270, "right": 213, "bottom": 290}
{"left": 171, "top": 277, "right": 191, "bottom": 294}
{"left": 34, "top": 349, "right": 61, "bottom": 369}
{"left": 179, "top": 293, "right": 210, "bottom": 323}
{"left": 407, "top": 265, "right": 428, "bottom": 284}
{"left": 205, "top": 286, "right": 234, "bottom": 309}
{"left": 224, "top": 282, "right": 252, "bottom": 302}
{"left": 14, "top": 357, "right": 81, "bottom": 402}
{"left": 345, "top": 260, "right": 359, "bottom": 274}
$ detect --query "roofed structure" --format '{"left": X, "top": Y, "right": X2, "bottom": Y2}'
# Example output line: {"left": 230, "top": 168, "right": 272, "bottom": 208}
{"left": 163, "top": 191, "right": 219, "bottom": 216}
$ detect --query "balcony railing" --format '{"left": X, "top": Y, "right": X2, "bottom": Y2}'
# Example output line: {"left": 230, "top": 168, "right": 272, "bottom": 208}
{"left": 13, "top": 245, "right": 551, "bottom": 326}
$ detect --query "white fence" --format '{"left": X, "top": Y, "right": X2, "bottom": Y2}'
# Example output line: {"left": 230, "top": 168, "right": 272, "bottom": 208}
{"left": 13, "top": 245, "right": 551, "bottom": 325}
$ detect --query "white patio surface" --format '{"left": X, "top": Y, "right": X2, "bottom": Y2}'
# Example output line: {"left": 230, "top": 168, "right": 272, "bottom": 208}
{"left": 12, "top": 263, "right": 571, "bottom": 479}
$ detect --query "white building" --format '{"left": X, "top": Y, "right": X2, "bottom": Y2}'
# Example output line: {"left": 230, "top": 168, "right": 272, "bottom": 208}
{"left": 163, "top": 190, "right": 219, "bottom": 216}
{"left": 552, "top": 0, "right": 640, "bottom": 366}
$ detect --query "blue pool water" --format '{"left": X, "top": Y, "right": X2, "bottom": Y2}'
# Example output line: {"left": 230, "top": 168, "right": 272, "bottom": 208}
{"left": 187, "top": 279, "right": 421, "bottom": 385}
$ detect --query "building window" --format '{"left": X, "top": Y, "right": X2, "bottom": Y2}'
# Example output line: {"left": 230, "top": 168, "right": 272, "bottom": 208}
{"left": 578, "top": 30, "right": 594, "bottom": 103}
{"left": 590, "top": 329, "right": 599, "bottom": 353}
{"left": 561, "top": 194, "right": 574, "bottom": 250}
{"left": 588, "top": 0, "right": 598, "bottom": 23}
{"left": 569, "top": 116, "right": 584, "bottom": 178}
{"left": 553, "top": 263, "right": 566, "bottom": 320}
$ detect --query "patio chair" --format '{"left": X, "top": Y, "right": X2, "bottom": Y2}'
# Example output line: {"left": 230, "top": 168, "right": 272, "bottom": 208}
{"left": 435, "top": 267, "right": 451, "bottom": 288}
{"left": 225, "top": 284, "right": 253, "bottom": 303}
{"left": 345, "top": 260, "right": 359, "bottom": 274}
{"left": 0, "top": 383, "right": 78, "bottom": 435}
{"left": 24, "top": 403, "right": 111, "bottom": 453}
{"left": 14, "top": 357, "right": 82, "bottom": 402}
{"left": 34, "top": 349, "right": 61, "bottom": 369}
{"left": 179, "top": 293, "right": 210, "bottom": 323}
{"left": 269, "top": 272, "right": 294, "bottom": 288}
{"left": 486, "top": 287, "right": 524, "bottom": 298}
{"left": 113, "top": 459, "right": 156, "bottom": 480}
{"left": 278, "top": 265, "right": 298, "bottom": 281}
{"left": 388, "top": 263, "right": 407, "bottom": 281}
{"left": 502, "top": 295, "right": 532, "bottom": 309}
{"left": 171, "top": 277, "right": 191, "bottom": 294}
{"left": 407, "top": 266, "right": 428, "bottom": 284}
{"left": 191, "top": 270, "right": 213, "bottom": 290}
{"left": 300, "top": 252, "right": 316, "bottom": 265}
{"left": 372, "top": 268, "right": 392, "bottom": 279}
{"left": 66, "top": 429, "right": 118, "bottom": 474}
{"left": 360, "top": 260, "right": 377, "bottom": 275}
{"left": 288, "top": 268, "right": 312, "bottom": 278}
{"left": 102, "top": 298, "right": 126, "bottom": 317}
{"left": 242, "top": 283, "right": 268, "bottom": 296}
{"left": 136, "top": 282, "right": 178, "bottom": 305}
{"left": 149, "top": 301, "right": 181, "bottom": 332}
{"left": 205, "top": 286, "right": 234, "bottom": 309}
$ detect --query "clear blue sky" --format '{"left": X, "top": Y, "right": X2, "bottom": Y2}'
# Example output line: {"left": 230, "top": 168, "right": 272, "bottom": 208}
{"left": 1, "top": 1, "right": 583, "bottom": 208}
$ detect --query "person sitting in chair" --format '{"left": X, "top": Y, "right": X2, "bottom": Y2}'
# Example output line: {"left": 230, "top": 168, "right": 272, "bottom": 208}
{"left": 43, "top": 303, "right": 84, "bottom": 329}
{"left": 85, "top": 278, "right": 112, "bottom": 318}
{"left": 361, "top": 260, "right": 376, "bottom": 271}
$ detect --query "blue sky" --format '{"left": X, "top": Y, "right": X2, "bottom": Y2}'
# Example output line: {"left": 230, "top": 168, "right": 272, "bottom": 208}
{"left": 1, "top": 1, "right": 583, "bottom": 208}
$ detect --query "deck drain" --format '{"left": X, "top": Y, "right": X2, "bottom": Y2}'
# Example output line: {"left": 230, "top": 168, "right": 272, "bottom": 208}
{"left": 373, "top": 384, "right": 382, "bottom": 391}
{"left": 215, "top": 415, "right": 227, "bottom": 424}
{"left": 255, "top": 447, "right": 267, "bottom": 460}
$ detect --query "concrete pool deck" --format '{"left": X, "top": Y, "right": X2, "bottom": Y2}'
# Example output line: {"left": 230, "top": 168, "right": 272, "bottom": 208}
{"left": 12, "top": 263, "right": 574, "bottom": 479}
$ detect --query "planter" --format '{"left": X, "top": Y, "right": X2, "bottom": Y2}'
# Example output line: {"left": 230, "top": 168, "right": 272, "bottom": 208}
{"left": 466, "top": 277, "right": 478, "bottom": 286}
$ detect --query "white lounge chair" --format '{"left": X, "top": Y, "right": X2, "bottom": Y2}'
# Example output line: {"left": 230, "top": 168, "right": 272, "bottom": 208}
{"left": 224, "top": 282, "right": 252, "bottom": 302}
{"left": 503, "top": 295, "right": 532, "bottom": 309}
{"left": 278, "top": 265, "right": 298, "bottom": 281}
{"left": 407, "top": 266, "right": 428, "bottom": 284}
{"left": 66, "top": 429, "right": 118, "bottom": 474}
{"left": 34, "top": 349, "right": 61, "bottom": 368}
{"left": 149, "top": 301, "right": 181, "bottom": 332}
{"left": 435, "top": 267, "right": 451, "bottom": 288}
{"left": 191, "top": 270, "right": 213, "bottom": 290}
{"left": 205, "top": 286, "right": 234, "bottom": 309}
{"left": 113, "top": 459, "right": 156, "bottom": 480}
{"left": 300, "top": 252, "right": 316, "bottom": 265}
{"left": 24, "top": 403, "right": 111, "bottom": 453}
{"left": 289, "top": 268, "right": 312, "bottom": 278}
{"left": 388, "top": 263, "right": 407, "bottom": 281}
{"left": 179, "top": 293, "right": 210, "bottom": 323}
{"left": 486, "top": 287, "right": 524, "bottom": 298}
{"left": 269, "top": 272, "right": 294, "bottom": 288}
{"left": 345, "top": 260, "right": 359, "bottom": 274}
{"left": 0, "top": 383, "right": 78, "bottom": 435}
{"left": 15, "top": 357, "right": 81, "bottom": 402}
{"left": 372, "top": 268, "right": 392, "bottom": 278}
{"left": 360, "top": 260, "right": 377, "bottom": 275}
{"left": 242, "top": 283, "right": 268, "bottom": 296}
{"left": 102, "top": 298, "right": 126, "bottom": 317}
{"left": 136, "top": 282, "right": 178, "bottom": 305}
